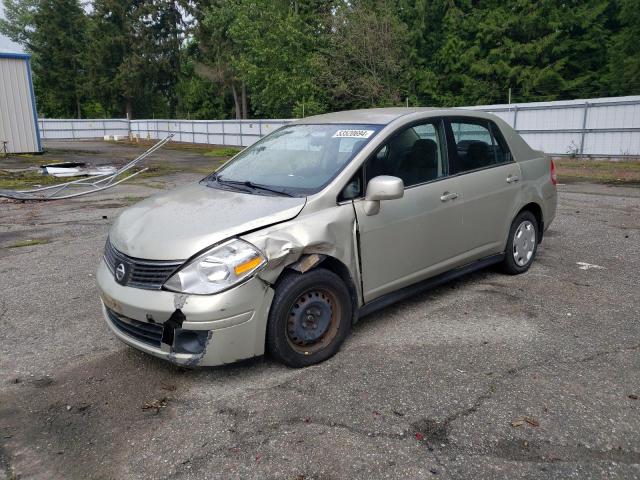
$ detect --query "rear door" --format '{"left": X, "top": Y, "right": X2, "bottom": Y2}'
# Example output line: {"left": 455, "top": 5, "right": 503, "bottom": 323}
{"left": 352, "top": 119, "right": 466, "bottom": 302}
{"left": 447, "top": 117, "right": 522, "bottom": 259}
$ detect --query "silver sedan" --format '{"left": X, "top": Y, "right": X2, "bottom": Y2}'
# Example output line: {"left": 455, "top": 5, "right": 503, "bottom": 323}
{"left": 97, "top": 108, "right": 557, "bottom": 368}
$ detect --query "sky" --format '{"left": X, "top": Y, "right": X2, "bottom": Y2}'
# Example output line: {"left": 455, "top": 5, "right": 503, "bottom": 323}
{"left": 0, "top": 0, "right": 25, "bottom": 53}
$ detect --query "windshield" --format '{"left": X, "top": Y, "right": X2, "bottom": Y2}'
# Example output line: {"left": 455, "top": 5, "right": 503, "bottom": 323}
{"left": 206, "top": 123, "right": 382, "bottom": 197}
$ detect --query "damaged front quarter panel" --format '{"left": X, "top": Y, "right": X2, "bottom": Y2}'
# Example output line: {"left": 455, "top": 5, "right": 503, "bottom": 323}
{"left": 241, "top": 202, "right": 363, "bottom": 306}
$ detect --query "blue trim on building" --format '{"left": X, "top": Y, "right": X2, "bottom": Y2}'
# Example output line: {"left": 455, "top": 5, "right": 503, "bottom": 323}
{"left": 0, "top": 51, "right": 31, "bottom": 60}
{"left": 24, "top": 58, "right": 42, "bottom": 152}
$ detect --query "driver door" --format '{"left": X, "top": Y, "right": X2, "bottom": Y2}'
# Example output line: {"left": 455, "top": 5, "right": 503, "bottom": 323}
{"left": 353, "top": 119, "right": 465, "bottom": 302}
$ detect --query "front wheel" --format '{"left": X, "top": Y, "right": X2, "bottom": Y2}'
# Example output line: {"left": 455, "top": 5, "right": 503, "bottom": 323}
{"left": 266, "top": 269, "right": 352, "bottom": 368}
{"left": 501, "top": 210, "right": 539, "bottom": 275}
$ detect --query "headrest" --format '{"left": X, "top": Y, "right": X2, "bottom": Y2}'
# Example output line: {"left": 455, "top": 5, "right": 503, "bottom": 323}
{"left": 409, "top": 139, "right": 438, "bottom": 167}
{"left": 467, "top": 141, "right": 489, "bottom": 160}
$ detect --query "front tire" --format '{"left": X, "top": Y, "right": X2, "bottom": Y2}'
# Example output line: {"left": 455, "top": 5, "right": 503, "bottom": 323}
{"left": 501, "top": 210, "right": 539, "bottom": 275}
{"left": 266, "top": 269, "right": 352, "bottom": 368}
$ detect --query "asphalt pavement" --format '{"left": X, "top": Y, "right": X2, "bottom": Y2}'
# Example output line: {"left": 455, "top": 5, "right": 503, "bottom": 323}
{"left": 1, "top": 142, "right": 639, "bottom": 479}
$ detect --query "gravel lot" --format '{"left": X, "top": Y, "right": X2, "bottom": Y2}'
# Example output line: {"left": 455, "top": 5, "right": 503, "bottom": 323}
{"left": 1, "top": 141, "right": 639, "bottom": 479}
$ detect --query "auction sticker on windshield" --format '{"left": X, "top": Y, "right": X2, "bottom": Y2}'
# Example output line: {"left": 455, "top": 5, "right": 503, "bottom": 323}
{"left": 332, "top": 129, "right": 375, "bottom": 138}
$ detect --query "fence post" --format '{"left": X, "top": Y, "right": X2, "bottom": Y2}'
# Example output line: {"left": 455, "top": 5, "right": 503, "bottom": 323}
{"left": 206, "top": 121, "right": 210, "bottom": 145}
{"left": 579, "top": 102, "right": 590, "bottom": 156}
{"left": 71, "top": 120, "right": 75, "bottom": 139}
{"left": 513, "top": 105, "right": 518, "bottom": 130}
{"left": 221, "top": 121, "right": 225, "bottom": 146}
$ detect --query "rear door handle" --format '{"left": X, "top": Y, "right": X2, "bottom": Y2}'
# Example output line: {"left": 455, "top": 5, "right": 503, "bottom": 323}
{"left": 506, "top": 175, "right": 520, "bottom": 183}
{"left": 440, "top": 192, "right": 459, "bottom": 202}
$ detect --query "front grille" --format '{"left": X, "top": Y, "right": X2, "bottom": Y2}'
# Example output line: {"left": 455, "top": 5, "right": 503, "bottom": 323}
{"left": 106, "top": 307, "right": 164, "bottom": 348}
{"left": 104, "top": 239, "right": 183, "bottom": 290}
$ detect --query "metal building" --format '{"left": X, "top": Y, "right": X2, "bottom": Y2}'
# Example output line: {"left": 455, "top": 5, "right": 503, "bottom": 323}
{"left": 0, "top": 50, "right": 42, "bottom": 153}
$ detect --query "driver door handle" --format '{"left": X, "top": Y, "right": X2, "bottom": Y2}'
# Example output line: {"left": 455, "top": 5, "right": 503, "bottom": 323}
{"left": 506, "top": 175, "right": 520, "bottom": 183}
{"left": 440, "top": 192, "right": 459, "bottom": 202}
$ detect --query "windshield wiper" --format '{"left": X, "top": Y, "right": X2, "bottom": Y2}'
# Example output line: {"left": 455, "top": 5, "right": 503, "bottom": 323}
{"left": 208, "top": 174, "right": 251, "bottom": 193}
{"left": 244, "top": 181, "right": 295, "bottom": 197}
{"left": 216, "top": 176, "right": 294, "bottom": 197}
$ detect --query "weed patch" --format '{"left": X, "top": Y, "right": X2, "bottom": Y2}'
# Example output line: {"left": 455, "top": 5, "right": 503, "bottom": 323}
{"left": 204, "top": 147, "right": 241, "bottom": 158}
{"left": 6, "top": 238, "right": 51, "bottom": 249}
{"left": 555, "top": 159, "right": 640, "bottom": 185}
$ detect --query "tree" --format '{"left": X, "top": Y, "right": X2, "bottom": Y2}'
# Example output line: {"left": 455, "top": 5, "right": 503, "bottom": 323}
{"left": 175, "top": 43, "right": 227, "bottom": 119}
{"left": 195, "top": 0, "right": 247, "bottom": 119}
{"left": 137, "top": 0, "right": 187, "bottom": 117}
{"left": 29, "top": 0, "right": 88, "bottom": 117}
{"left": 406, "top": 0, "right": 618, "bottom": 106}
{"left": 228, "top": 0, "right": 326, "bottom": 118}
{"left": 3, "top": 0, "right": 639, "bottom": 119}
{"left": 607, "top": 0, "right": 640, "bottom": 96}
{"left": 313, "top": 0, "right": 410, "bottom": 110}
{"left": 0, "top": 0, "right": 88, "bottom": 117}
{"left": 86, "top": 0, "right": 188, "bottom": 118}
{"left": 0, "top": 0, "right": 38, "bottom": 46}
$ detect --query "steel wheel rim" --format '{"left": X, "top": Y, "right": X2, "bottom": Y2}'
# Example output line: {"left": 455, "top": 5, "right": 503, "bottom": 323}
{"left": 286, "top": 288, "right": 341, "bottom": 355}
{"left": 512, "top": 220, "right": 536, "bottom": 266}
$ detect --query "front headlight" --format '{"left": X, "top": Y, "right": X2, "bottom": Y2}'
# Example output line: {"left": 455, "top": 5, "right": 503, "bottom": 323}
{"left": 163, "top": 239, "right": 266, "bottom": 295}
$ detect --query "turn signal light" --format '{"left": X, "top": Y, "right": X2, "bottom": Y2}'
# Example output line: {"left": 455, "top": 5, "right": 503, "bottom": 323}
{"left": 234, "top": 256, "right": 263, "bottom": 276}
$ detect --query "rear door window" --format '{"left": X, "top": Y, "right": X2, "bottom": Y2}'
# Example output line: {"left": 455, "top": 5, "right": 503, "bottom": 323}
{"left": 449, "top": 118, "right": 512, "bottom": 174}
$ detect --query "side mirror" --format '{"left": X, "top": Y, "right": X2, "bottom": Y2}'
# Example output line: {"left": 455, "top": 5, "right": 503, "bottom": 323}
{"left": 363, "top": 175, "right": 404, "bottom": 215}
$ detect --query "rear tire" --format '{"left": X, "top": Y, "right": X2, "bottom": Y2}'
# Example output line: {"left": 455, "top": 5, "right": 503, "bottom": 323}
{"left": 501, "top": 210, "right": 539, "bottom": 275}
{"left": 266, "top": 269, "right": 352, "bottom": 368}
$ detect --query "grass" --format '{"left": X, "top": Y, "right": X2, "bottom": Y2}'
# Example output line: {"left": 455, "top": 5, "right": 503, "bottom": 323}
{"left": 0, "top": 162, "right": 219, "bottom": 190}
{"left": 0, "top": 170, "right": 84, "bottom": 189}
{"left": 6, "top": 238, "right": 51, "bottom": 249}
{"left": 130, "top": 161, "right": 218, "bottom": 181}
{"left": 1, "top": 155, "right": 49, "bottom": 167}
{"left": 111, "top": 139, "right": 241, "bottom": 157}
{"left": 45, "top": 147, "right": 102, "bottom": 155}
{"left": 113, "top": 138, "right": 215, "bottom": 155}
{"left": 204, "top": 147, "right": 241, "bottom": 158}
{"left": 555, "top": 158, "right": 640, "bottom": 185}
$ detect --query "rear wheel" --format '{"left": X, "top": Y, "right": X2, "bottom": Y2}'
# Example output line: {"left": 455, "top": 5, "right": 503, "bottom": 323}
{"left": 266, "top": 269, "right": 352, "bottom": 368}
{"left": 501, "top": 210, "right": 538, "bottom": 275}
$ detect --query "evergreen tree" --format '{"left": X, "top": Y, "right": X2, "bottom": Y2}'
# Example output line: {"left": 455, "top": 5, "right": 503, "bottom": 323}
{"left": 607, "top": 0, "right": 640, "bottom": 95}
{"left": 195, "top": 0, "right": 248, "bottom": 119}
{"left": 2, "top": 0, "right": 639, "bottom": 119}
{"left": 29, "top": 0, "right": 87, "bottom": 117}
{"left": 86, "top": 0, "right": 188, "bottom": 118}
{"left": 0, "top": 0, "right": 38, "bottom": 46}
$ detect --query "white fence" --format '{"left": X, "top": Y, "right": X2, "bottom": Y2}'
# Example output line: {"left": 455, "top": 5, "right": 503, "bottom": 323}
{"left": 467, "top": 96, "right": 640, "bottom": 157}
{"left": 38, "top": 95, "right": 640, "bottom": 156}
{"left": 38, "top": 118, "right": 129, "bottom": 140}
{"left": 130, "top": 119, "right": 292, "bottom": 147}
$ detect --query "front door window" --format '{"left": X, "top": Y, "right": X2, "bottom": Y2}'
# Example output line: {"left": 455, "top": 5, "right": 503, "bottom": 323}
{"left": 366, "top": 120, "right": 447, "bottom": 187}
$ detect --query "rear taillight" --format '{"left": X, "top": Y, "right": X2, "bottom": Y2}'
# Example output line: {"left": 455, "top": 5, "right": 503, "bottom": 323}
{"left": 550, "top": 158, "right": 558, "bottom": 185}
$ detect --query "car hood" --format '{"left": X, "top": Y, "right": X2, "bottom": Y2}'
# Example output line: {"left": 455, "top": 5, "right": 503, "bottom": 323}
{"left": 109, "top": 183, "right": 306, "bottom": 260}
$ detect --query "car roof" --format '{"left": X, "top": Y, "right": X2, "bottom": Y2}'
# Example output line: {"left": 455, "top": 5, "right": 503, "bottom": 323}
{"left": 291, "top": 107, "right": 493, "bottom": 125}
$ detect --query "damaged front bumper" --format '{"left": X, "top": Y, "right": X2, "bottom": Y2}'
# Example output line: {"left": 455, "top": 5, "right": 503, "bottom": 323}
{"left": 96, "top": 259, "right": 274, "bottom": 366}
